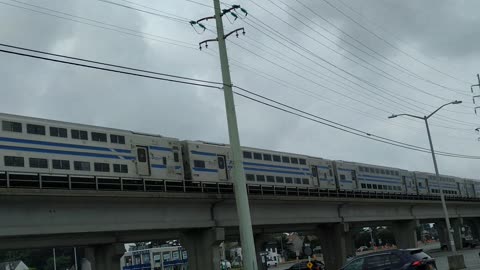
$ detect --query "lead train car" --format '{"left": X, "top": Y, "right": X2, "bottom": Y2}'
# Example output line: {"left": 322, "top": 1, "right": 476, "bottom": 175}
{"left": 0, "top": 113, "right": 184, "bottom": 182}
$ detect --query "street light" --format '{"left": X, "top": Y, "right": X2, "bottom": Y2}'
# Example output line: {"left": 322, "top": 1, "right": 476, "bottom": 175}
{"left": 388, "top": 100, "right": 462, "bottom": 254}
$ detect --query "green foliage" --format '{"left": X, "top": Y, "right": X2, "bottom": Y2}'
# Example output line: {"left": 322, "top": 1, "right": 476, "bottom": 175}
{"left": 44, "top": 256, "right": 71, "bottom": 270}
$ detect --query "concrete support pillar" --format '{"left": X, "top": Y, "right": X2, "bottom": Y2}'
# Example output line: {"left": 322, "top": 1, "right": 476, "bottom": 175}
{"left": 451, "top": 218, "right": 463, "bottom": 250}
{"left": 181, "top": 227, "right": 225, "bottom": 270}
{"left": 317, "top": 223, "right": 349, "bottom": 270}
{"left": 435, "top": 221, "right": 449, "bottom": 250}
{"left": 254, "top": 234, "right": 269, "bottom": 270}
{"left": 392, "top": 220, "right": 418, "bottom": 249}
{"left": 82, "top": 243, "right": 125, "bottom": 270}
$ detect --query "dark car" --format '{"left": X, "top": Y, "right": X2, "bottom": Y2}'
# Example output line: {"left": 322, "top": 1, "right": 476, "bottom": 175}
{"left": 288, "top": 260, "right": 325, "bottom": 270}
{"left": 340, "top": 249, "right": 437, "bottom": 270}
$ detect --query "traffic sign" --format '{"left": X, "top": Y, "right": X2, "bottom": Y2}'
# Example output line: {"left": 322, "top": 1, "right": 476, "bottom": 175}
{"left": 306, "top": 262, "right": 313, "bottom": 269}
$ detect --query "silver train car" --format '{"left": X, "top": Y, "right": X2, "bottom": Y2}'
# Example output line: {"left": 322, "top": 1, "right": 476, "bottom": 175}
{"left": 1, "top": 113, "right": 480, "bottom": 199}
{"left": 0, "top": 113, "right": 184, "bottom": 185}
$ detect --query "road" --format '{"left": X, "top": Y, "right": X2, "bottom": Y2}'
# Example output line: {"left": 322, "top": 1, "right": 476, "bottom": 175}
{"left": 269, "top": 246, "right": 480, "bottom": 270}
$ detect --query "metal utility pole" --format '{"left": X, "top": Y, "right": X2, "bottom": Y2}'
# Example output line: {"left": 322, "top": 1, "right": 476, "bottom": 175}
{"left": 193, "top": 1, "right": 256, "bottom": 270}
{"left": 53, "top": 248, "right": 57, "bottom": 270}
{"left": 389, "top": 100, "right": 462, "bottom": 253}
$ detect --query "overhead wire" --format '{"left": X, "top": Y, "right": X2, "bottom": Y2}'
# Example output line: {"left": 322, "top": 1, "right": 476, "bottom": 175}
{"left": 318, "top": 0, "right": 471, "bottom": 85}
{"left": 292, "top": 0, "right": 468, "bottom": 95}
{"left": 0, "top": 45, "right": 478, "bottom": 159}
{"left": 0, "top": 0, "right": 197, "bottom": 50}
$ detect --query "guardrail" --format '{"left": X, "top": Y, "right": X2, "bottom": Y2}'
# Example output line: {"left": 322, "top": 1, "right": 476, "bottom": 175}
{"left": 0, "top": 170, "right": 478, "bottom": 202}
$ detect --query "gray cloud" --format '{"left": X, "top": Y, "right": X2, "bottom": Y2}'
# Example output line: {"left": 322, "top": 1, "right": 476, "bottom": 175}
{"left": 1, "top": 0, "right": 480, "bottom": 179}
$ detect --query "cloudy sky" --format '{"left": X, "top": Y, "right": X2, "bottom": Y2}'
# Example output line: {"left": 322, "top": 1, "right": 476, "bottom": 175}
{"left": 1, "top": 0, "right": 480, "bottom": 178}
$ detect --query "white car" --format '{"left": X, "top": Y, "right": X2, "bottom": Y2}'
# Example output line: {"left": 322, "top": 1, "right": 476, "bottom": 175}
{"left": 267, "top": 260, "right": 278, "bottom": 268}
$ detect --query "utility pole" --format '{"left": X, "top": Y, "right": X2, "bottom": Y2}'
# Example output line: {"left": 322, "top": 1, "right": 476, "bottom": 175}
{"left": 192, "top": 1, "right": 256, "bottom": 270}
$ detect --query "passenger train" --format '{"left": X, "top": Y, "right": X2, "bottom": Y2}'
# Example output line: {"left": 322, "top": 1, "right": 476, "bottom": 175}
{"left": 1, "top": 112, "right": 480, "bottom": 198}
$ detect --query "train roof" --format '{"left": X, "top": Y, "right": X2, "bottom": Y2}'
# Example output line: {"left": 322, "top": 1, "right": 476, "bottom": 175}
{"left": 0, "top": 112, "right": 178, "bottom": 140}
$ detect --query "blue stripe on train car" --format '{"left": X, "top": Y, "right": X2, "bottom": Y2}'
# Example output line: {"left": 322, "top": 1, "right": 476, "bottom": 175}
{"left": 0, "top": 144, "right": 124, "bottom": 159}
{"left": 243, "top": 161, "right": 306, "bottom": 171}
{"left": 191, "top": 150, "right": 217, "bottom": 157}
{"left": 357, "top": 177, "right": 400, "bottom": 185}
{"left": 244, "top": 167, "right": 309, "bottom": 176}
{"left": 150, "top": 146, "right": 172, "bottom": 152}
{"left": 0, "top": 136, "right": 133, "bottom": 153}
{"left": 193, "top": 167, "right": 218, "bottom": 172}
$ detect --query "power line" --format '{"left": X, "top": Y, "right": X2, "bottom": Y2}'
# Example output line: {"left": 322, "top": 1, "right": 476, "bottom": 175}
{"left": 318, "top": 0, "right": 471, "bottom": 85}
{"left": 238, "top": 19, "right": 474, "bottom": 129}
{"left": 0, "top": 0, "right": 197, "bottom": 50}
{"left": 0, "top": 43, "right": 223, "bottom": 85}
{"left": 232, "top": 86, "right": 480, "bottom": 159}
{"left": 289, "top": 0, "right": 468, "bottom": 95}
{"left": 247, "top": 1, "right": 468, "bottom": 104}
{"left": 1, "top": 45, "right": 478, "bottom": 159}
{"left": 95, "top": 0, "right": 189, "bottom": 24}
{"left": 0, "top": 48, "right": 222, "bottom": 89}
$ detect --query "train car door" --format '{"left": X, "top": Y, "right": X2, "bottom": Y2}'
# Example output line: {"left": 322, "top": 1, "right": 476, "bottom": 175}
{"left": 136, "top": 146, "right": 151, "bottom": 176}
{"left": 217, "top": 154, "right": 228, "bottom": 181}
{"left": 351, "top": 170, "right": 358, "bottom": 189}
{"left": 311, "top": 166, "right": 320, "bottom": 187}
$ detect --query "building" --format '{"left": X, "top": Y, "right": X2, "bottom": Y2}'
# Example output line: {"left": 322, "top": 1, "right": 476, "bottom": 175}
{"left": 0, "top": 261, "right": 29, "bottom": 270}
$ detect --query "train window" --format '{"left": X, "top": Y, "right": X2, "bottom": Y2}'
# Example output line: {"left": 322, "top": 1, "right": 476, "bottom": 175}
{"left": 243, "top": 151, "right": 252, "bottom": 159}
{"left": 71, "top": 129, "right": 88, "bottom": 140}
{"left": 299, "top": 159, "right": 306, "bottom": 165}
{"left": 276, "top": 176, "right": 284, "bottom": 183}
{"left": 273, "top": 155, "right": 281, "bottom": 162}
{"left": 74, "top": 161, "right": 91, "bottom": 171}
{"left": 373, "top": 184, "right": 377, "bottom": 189}
{"left": 380, "top": 169, "right": 385, "bottom": 174}
{"left": 163, "top": 157, "right": 167, "bottom": 165}
{"left": 329, "top": 169, "right": 333, "bottom": 176}
{"left": 285, "top": 177, "right": 293, "bottom": 184}
{"left": 386, "top": 170, "right": 391, "bottom": 175}
{"left": 340, "top": 175, "right": 346, "bottom": 180}
{"left": 263, "top": 154, "right": 272, "bottom": 161}
{"left": 295, "top": 178, "right": 302, "bottom": 184}
{"left": 52, "top": 160, "right": 70, "bottom": 170}
{"left": 369, "top": 168, "right": 375, "bottom": 173}
{"left": 388, "top": 186, "right": 392, "bottom": 190}
{"left": 2, "top": 121, "right": 22, "bottom": 132}
{"left": 94, "top": 162, "right": 110, "bottom": 172}
{"left": 27, "top": 124, "right": 46, "bottom": 135}
{"left": 256, "top": 175, "right": 265, "bottom": 182}
{"left": 91, "top": 132, "right": 107, "bottom": 142}
{"left": 311, "top": 167, "right": 318, "bottom": 177}
{"left": 378, "top": 185, "right": 382, "bottom": 190}
{"left": 174, "top": 152, "right": 179, "bottom": 162}
{"left": 361, "top": 183, "right": 366, "bottom": 188}
{"left": 418, "top": 182, "right": 423, "bottom": 187}
{"left": 281, "top": 156, "right": 290, "bottom": 163}
{"left": 137, "top": 148, "right": 147, "bottom": 163}
{"left": 395, "top": 171, "right": 399, "bottom": 176}
{"left": 29, "top": 158, "right": 48, "bottom": 168}
{"left": 375, "top": 168, "right": 380, "bottom": 174}
{"left": 253, "top": 153, "right": 262, "bottom": 160}
{"left": 193, "top": 160, "right": 205, "bottom": 168}
{"left": 302, "top": 178, "right": 309, "bottom": 185}
{"left": 218, "top": 157, "right": 225, "bottom": 169}
{"left": 113, "top": 164, "right": 128, "bottom": 173}
{"left": 266, "top": 176, "right": 275, "bottom": 182}
{"left": 359, "top": 167, "right": 364, "bottom": 172}
{"left": 4, "top": 156, "right": 24, "bottom": 167}
{"left": 367, "top": 184, "right": 372, "bottom": 189}
{"left": 110, "top": 134, "right": 126, "bottom": 144}
{"left": 49, "top": 127, "right": 67, "bottom": 138}
{"left": 246, "top": 174, "right": 255, "bottom": 181}
{"left": 383, "top": 185, "right": 388, "bottom": 190}
{"left": 291, "top": 158, "right": 299, "bottom": 164}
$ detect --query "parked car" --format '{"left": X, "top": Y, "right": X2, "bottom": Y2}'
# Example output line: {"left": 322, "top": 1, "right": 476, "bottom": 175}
{"left": 267, "top": 260, "right": 278, "bottom": 267}
{"left": 340, "top": 249, "right": 436, "bottom": 270}
{"left": 220, "top": 260, "right": 231, "bottom": 270}
{"left": 288, "top": 260, "right": 325, "bottom": 270}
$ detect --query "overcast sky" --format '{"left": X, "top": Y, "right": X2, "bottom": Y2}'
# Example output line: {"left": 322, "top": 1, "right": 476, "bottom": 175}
{"left": 1, "top": 0, "right": 480, "bottom": 178}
